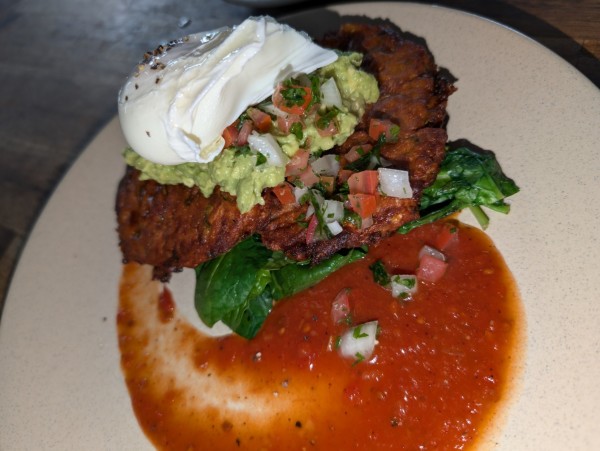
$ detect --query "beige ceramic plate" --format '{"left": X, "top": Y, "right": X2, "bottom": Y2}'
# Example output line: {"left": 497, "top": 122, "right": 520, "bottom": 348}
{"left": 1, "top": 2, "right": 599, "bottom": 450}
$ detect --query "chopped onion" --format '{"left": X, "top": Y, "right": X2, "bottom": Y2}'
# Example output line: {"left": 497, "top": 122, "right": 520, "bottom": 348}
{"left": 259, "top": 102, "right": 288, "bottom": 118}
{"left": 339, "top": 321, "right": 379, "bottom": 361}
{"left": 305, "top": 189, "right": 325, "bottom": 219}
{"left": 320, "top": 77, "right": 343, "bottom": 109}
{"left": 367, "top": 154, "right": 380, "bottom": 170}
{"left": 327, "top": 221, "right": 343, "bottom": 236}
{"left": 331, "top": 289, "right": 351, "bottom": 325}
{"left": 323, "top": 199, "right": 344, "bottom": 223}
{"left": 377, "top": 168, "right": 413, "bottom": 199}
{"left": 390, "top": 274, "right": 418, "bottom": 299}
{"left": 360, "top": 215, "right": 373, "bottom": 230}
{"left": 311, "top": 154, "right": 340, "bottom": 176}
{"left": 305, "top": 204, "right": 314, "bottom": 219}
{"left": 379, "top": 157, "right": 393, "bottom": 167}
{"left": 247, "top": 132, "right": 290, "bottom": 167}
{"left": 293, "top": 186, "right": 308, "bottom": 204}
{"left": 418, "top": 245, "right": 446, "bottom": 262}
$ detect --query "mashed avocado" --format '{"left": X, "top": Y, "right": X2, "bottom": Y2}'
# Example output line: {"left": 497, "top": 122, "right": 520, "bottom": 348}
{"left": 124, "top": 52, "right": 379, "bottom": 213}
{"left": 124, "top": 147, "right": 284, "bottom": 212}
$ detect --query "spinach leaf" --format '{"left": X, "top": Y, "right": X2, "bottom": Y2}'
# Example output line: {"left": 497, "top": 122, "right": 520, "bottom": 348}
{"left": 398, "top": 146, "right": 519, "bottom": 234}
{"left": 194, "top": 237, "right": 272, "bottom": 338}
{"left": 194, "top": 238, "right": 365, "bottom": 339}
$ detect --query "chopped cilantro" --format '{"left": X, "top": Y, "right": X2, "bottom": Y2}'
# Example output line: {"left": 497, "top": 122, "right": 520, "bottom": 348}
{"left": 353, "top": 352, "right": 365, "bottom": 366}
{"left": 256, "top": 153, "right": 267, "bottom": 166}
{"left": 396, "top": 276, "right": 416, "bottom": 289}
{"left": 309, "top": 74, "right": 321, "bottom": 105}
{"left": 237, "top": 114, "right": 250, "bottom": 129}
{"left": 306, "top": 190, "right": 332, "bottom": 239}
{"left": 370, "top": 260, "right": 391, "bottom": 286}
{"left": 352, "top": 325, "right": 369, "bottom": 339}
{"left": 290, "top": 122, "right": 303, "bottom": 140}
{"left": 234, "top": 145, "right": 252, "bottom": 157}
{"left": 345, "top": 142, "right": 382, "bottom": 171}
{"left": 340, "top": 314, "right": 353, "bottom": 326}
{"left": 316, "top": 108, "right": 339, "bottom": 129}
{"left": 281, "top": 86, "right": 308, "bottom": 107}
{"left": 389, "top": 124, "right": 400, "bottom": 142}
{"left": 334, "top": 336, "right": 342, "bottom": 349}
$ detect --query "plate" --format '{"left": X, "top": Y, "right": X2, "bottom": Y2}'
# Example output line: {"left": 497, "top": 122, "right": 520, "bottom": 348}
{"left": 1, "top": 2, "right": 599, "bottom": 449}
{"left": 223, "top": 0, "right": 309, "bottom": 7}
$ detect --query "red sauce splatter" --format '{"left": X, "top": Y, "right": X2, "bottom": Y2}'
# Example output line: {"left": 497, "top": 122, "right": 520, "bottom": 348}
{"left": 158, "top": 287, "right": 175, "bottom": 323}
{"left": 118, "top": 221, "right": 523, "bottom": 450}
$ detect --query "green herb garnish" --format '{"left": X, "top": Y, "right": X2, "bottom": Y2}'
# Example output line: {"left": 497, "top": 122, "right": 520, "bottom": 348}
{"left": 352, "top": 325, "right": 369, "bottom": 339}
{"left": 369, "top": 260, "right": 391, "bottom": 286}
{"left": 290, "top": 122, "right": 303, "bottom": 140}
{"left": 256, "top": 153, "right": 267, "bottom": 166}
{"left": 353, "top": 352, "right": 365, "bottom": 366}
{"left": 316, "top": 108, "right": 339, "bottom": 129}
{"left": 281, "top": 86, "right": 308, "bottom": 107}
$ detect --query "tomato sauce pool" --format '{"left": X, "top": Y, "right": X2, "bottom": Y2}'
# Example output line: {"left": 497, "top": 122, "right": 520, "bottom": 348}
{"left": 118, "top": 221, "right": 523, "bottom": 450}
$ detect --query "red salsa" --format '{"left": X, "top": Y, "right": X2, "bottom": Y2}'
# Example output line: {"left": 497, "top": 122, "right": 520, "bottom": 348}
{"left": 118, "top": 221, "right": 522, "bottom": 450}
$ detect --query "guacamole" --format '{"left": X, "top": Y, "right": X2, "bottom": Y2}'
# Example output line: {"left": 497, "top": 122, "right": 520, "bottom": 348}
{"left": 124, "top": 52, "right": 379, "bottom": 213}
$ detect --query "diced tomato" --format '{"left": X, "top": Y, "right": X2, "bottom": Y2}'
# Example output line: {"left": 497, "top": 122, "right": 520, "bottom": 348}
{"left": 247, "top": 107, "right": 272, "bottom": 133}
{"left": 272, "top": 183, "right": 296, "bottom": 205}
{"left": 273, "top": 84, "right": 312, "bottom": 115}
{"left": 348, "top": 193, "right": 378, "bottom": 219}
{"left": 331, "top": 288, "right": 351, "bottom": 324}
{"left": 305, "top": 214, "right": 318, "bottom": 244}
{"left": 416, "top": 254, "right": 448, "bottom": 283}
{"left": 338, "top": 169, "right": 353, "bottom": 184}
{"left": 368, "top": 118, "right": 399, "bottom": 142}
{"left": 277, "top": 114, "right": 302, "bottom": 134}
{"left": 222, "top": 124, "right": 239, "bottom": 148}
{"left": 237, "top": 120, "right": 253, "bottom": 145}
{"left": 319, "top": 175, "right": 336, "bottom": 194}
{"left": 434, "top": 222, "right": 459, "bottom": 250}
{"left": 296, "top": 165, "right": 320, "bottom": 187}
{"left": 344, "top": 144, "right": 373, "bottom": 163}
{"left": 348, "top": 170, "right": 379, "bottom": 195}
{"left": 285, "top": 149, "right": 310, "bottom": 177}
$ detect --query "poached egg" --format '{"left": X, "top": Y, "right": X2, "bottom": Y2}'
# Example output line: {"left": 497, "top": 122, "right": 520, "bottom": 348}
{"left": 118, "top": 16, "right": 338, "bottom": 165}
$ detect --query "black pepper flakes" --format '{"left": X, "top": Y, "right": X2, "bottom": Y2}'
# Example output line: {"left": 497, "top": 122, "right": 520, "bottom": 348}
{"left": 146, "top": 131, "right": 151, "bottom": 137}
{"left": 150, "top": 61, "right": 166, "bottom": 70}
{"left": 295, "top": 421, "right": 302, "bottom": 428}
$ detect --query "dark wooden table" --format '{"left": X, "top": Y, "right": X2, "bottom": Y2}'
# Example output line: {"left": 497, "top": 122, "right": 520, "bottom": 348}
{"left": 1, "top": 0, "right": 598, "bottom": 316}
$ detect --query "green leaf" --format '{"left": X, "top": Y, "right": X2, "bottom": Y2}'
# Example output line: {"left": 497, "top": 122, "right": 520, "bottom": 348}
{"left": 398, "top": 146, "right": 519, "bottom": 234}
{"left": 194, "top": 237, "right": 272, "bottom": 338}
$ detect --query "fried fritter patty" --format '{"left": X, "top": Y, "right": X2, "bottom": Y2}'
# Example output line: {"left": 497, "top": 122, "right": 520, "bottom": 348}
{"left": 116, "top": 22, "right": 455, "bottom": 280}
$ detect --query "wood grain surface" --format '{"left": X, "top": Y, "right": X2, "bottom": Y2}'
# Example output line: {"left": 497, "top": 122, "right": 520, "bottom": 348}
{"left": 0, "top": 0, "right": 598, "bottom": 316}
